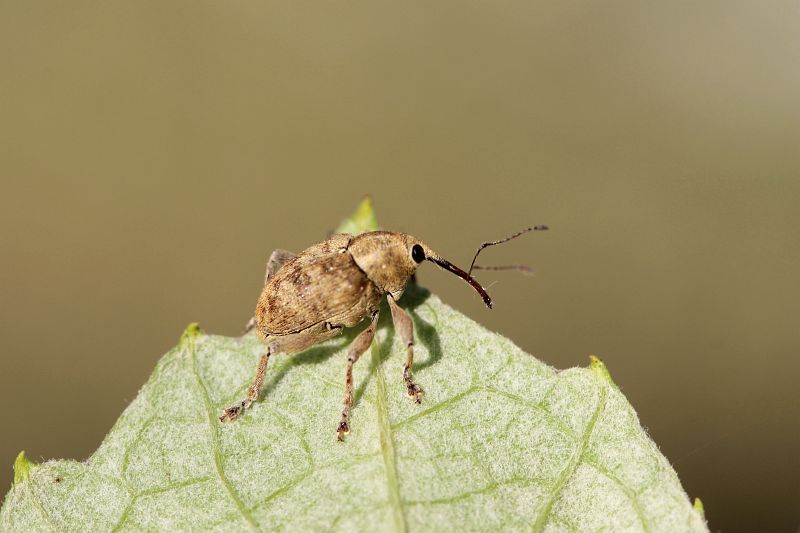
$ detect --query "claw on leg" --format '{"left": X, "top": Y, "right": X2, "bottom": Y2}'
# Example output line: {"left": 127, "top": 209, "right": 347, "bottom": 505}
{"left": 337, "top": 419, "right": 350, "bottom": 441}
{"left": 404, "top": 365, "right": 424, "bottom": 403}
{"left": 220, "top": 402, "right": 247, "bottom": 423}
{"left": 406, "top": 382, "right": 424, "bottom": 404}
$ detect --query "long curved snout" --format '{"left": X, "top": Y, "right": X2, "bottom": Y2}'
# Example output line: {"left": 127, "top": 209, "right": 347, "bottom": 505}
{"left": 427, "top": 255, "right": 493, "bottom": 309}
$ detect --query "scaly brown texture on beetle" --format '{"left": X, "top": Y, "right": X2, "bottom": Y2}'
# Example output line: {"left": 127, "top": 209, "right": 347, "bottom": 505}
{"left": 220, "top": 226, "right": 547, "bottom": 440}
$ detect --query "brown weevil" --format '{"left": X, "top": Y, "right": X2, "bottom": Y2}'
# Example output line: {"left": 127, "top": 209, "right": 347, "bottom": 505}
{"left": 220, "top": 225, "right": 548, "bottom": 440}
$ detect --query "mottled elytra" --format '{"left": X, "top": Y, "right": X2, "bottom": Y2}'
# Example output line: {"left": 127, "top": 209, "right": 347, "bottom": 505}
{"left": 220, "top": 225, "right": 548, "bottom": 440}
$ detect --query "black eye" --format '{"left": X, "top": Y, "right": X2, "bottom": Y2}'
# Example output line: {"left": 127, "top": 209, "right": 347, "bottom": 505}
{"left": 411, "top": 244, "right": 425, "bottom": 263}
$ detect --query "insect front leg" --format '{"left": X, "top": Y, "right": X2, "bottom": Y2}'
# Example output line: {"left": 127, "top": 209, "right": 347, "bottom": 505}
{"left": 220, "top": 345, "right": 274, "bottom": 422}
{"left": 387, "top": 295, "right": 424, "bottom": 404}
{"left": 337, "top": 311, "right": 380, "bottom": 441}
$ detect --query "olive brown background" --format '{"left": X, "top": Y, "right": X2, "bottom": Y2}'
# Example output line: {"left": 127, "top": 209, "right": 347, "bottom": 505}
{"left": 2, "top": 2, "right": 799, "bottom": 531}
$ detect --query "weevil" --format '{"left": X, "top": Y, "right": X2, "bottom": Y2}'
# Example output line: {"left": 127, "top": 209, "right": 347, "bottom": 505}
{"left": 220, "top": 225, "right": 548, "bottom": 440}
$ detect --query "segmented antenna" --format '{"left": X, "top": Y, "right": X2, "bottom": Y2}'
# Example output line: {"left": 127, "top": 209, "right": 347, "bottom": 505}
{"left": 467, "top": 225, "right": 549, "bottom": 277}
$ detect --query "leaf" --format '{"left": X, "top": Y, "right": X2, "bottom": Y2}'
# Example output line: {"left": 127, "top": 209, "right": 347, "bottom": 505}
{"left": 1, "top": 201, "right": 707, "bottom": 532}
{"left": 335, "top": 196, "right": 379, "bottom": 235}
{"left": 13, "top": 452, "right": 33, "bottom": 486}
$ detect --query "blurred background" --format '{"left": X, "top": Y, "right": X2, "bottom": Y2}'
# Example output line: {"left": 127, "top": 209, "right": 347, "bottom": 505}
{"left": 2, "top": 2, "right": 799, "bottom": 530}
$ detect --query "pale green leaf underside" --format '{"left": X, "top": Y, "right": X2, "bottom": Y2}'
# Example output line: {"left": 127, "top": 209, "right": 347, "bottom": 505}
{"left": 1, "top": 202, "right": 707, "bottom": 532}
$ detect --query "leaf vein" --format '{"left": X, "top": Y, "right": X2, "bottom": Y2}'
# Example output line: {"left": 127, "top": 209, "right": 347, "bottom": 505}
{"left": 405, "top": 477, "right": 542, "bottom": 506}
{"left": 390, "top": 386, "right": 480, "bottom": 431}
{"left": 26, "top": 480, "right": 59, "bottom": 532}
{"left": 373, "top": 339, "right": 407, "bottom": 533}
{"left": 484, "top": 386, "right": 577, "bottom": 439}
{"left": 531, "top": 379, "right": 607, "bottom": 532}
{"left": 583, "top": 457, "right": 650, "bottom": 532}
{"left": 189, "top": 336, "right": 260, "bottom": 532}
{"left": 121, "top": 415, "right": 156, "bottom": 481}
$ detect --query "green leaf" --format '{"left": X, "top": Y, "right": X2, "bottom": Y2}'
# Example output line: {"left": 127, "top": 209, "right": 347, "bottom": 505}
{"left": 1, "top": 200, "right": 707, "bottom": 532}
{"left": 335, "top": 196, "right": 379, "bottom": 235}
{"left": 693, "top": 497, "right": 705, "bottom": 519}
{"left": 13, "top": 452, "right": 33, "bottom": 485}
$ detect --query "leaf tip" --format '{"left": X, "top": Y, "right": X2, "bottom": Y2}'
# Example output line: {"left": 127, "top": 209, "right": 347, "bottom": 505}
{"left": 693, "top": 496, "right": 705, "bottom": 518}
{"left": 13, "top": 451, "right": 34, "bottom": 485}
{"left": 179, "top": 322, "right": 202, "bottom": 347}
{"left": 588, "top": 354, "right": 614, "bottom": 383}
{"left": 336, "top": 196, "right": 380, "bottom": 235}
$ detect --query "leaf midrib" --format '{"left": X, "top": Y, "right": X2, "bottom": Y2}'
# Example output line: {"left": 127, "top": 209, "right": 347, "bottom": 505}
{"left": 189, "top": 335, "right": 259, "bottom": 532}
{"left": 373, "top": 339, "right": 407, "bottom": 533}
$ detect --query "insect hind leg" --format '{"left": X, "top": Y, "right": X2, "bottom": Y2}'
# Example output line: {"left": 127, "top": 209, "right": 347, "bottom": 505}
{"left": 220, "top": 345, "right": 273, "bottom": 422}
{"left": 221, "top": 324, "right": 343, "bottom": 423}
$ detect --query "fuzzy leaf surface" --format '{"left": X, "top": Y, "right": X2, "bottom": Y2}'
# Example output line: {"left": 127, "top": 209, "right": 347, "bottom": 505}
{"left": 1, "top": 202, "right": 707, "bottom": 532}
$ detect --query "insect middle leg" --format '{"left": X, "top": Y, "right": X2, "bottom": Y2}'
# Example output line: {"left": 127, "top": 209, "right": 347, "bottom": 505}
{"left": 387, "top": 295, "right": 424, "bottom": 403}
{"left": 337, "top": 310, "right": 380, "bottom": 441}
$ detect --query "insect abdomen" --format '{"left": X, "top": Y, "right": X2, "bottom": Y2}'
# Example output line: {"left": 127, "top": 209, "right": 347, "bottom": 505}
{"left": 256, "top": 250, "right": 381, "bottom": 336}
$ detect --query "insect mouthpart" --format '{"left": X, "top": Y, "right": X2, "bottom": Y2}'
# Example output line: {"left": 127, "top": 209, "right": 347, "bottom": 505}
{"left": 427, "top": 256, "right": 493, "bottom": 309}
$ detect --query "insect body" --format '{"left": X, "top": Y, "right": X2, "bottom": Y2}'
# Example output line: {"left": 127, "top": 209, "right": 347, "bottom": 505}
{"left": 220, "top": 227, "right": 547, "bottom": 440}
